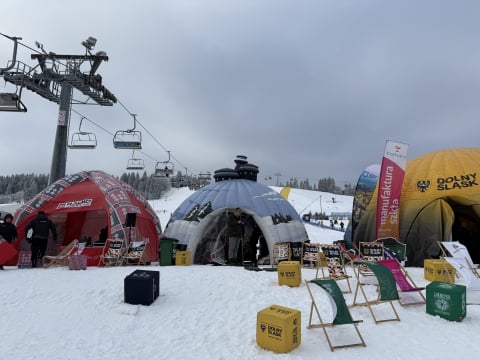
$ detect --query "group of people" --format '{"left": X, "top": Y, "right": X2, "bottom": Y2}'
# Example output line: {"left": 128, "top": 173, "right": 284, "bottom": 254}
{"left": 0, "top": 210, "right": 57, "bottom": 269}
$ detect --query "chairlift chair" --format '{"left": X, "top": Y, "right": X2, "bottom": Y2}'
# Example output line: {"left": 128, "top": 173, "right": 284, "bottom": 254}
{"left": 113, "top": 130, "right": 142, "bottom": 149}
{"left": 126, "top": 150, "right": 145, "bottom": 170}
{"left": 0, "top": 90, "right": 27, "bottom": 112}
{"left": 154, "top": 162, "right": 174, "bottom": 177}
{"left": 0, "top": 35, "right": 27, "bottom": 112}
{"left": 113, "top": 114, "right": 142, "bottom": 149}
{"left": 68, "top": 117, "right": 97, "bottom": 149}
{"left": 154, "top": 150, "right": 174, "bottom": 177}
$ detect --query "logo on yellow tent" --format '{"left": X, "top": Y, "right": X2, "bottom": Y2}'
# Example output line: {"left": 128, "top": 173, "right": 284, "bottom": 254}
{"left": 416, "top": 180, "right": 431, "bottom": 192}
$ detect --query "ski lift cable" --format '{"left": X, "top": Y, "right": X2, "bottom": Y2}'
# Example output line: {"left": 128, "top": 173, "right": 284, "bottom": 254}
{"left": 71, "top": 108, "right": 114, "bottom": 136}
{"left": 70, "top": 108, "right": 163, "bottom": 164}
{"left": 116, "top": 98, "right": 188, "bottom": 172}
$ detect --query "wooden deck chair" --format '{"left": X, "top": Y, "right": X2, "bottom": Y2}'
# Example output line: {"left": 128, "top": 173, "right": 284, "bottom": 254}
{"left": 376, "top": 238, "right": 407, "bottom": 265}
{"left": 333, "top": 240, "right": 358, "bottom": 267}
{"left": 273, "top": 242, "right": 291, "bottom": 265}
{"left": 121, "top": 241, "right": 147, "bottom": 265}
{"left": 378, "top": 258, "right": 426, "bottom": 306}
{"left": 319, "top": 244, "right": 352, "bottom": 293}
{"left": 305, "top": 279, "right": 366, "bottom": 352}
{"left": 302, "top": 242, "right": 322, "bottom": 268}
{"left": 358, "top": 242, "right": 385, "bottom": 276}
{"left": 98, "top": 238, "right": 126, "bottom": 266}
{"left": 43, "top": 240, "right": 79, "bottom": 268}
{"left": 439, "top": 241, "right": 479, "bottom": 268}
{"left": 352, "top": 261, "right": 401, "bottom": 324}
{"left": 444, "top": 257, "right": 480, "bottom": 304}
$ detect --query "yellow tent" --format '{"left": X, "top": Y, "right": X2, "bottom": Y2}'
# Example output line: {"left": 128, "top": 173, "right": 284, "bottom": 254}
{"left": 354, "top": 148, "right": 480, "bottom": 266}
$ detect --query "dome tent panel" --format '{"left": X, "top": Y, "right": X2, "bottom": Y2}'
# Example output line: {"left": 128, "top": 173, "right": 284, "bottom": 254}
{"left": 10, "top": 170, "right": 161, "bottom": 265}
{"left": 163, "top": 179, "right": 308, "bottom": 264}
{"left": 404, "top": 199, "right": 454, "bottom": 266}
{"left": 355, "top": 148, "right": 480, "bottom": 266}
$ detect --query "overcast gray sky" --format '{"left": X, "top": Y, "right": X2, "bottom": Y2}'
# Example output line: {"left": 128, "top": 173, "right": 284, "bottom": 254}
{"left": 1, "top": 0, "right": 480, "bottom": 187}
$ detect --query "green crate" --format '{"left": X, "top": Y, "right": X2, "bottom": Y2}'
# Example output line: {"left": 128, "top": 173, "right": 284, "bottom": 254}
{"left": 426, "top": 281, "right": 466, "bottom": 322}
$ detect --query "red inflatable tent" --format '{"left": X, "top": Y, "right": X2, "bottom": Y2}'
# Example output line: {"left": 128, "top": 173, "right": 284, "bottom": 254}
{"left": 8, "top": 170, "right": 162, "bottom": 266}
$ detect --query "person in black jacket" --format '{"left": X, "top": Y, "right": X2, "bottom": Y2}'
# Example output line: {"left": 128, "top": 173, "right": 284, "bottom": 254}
{"left": 226, "top": 209, "right": 244, "bottom": 265}
{"left": 0, "top": 213, "right": 17, "bottom": 269}
{"left": 25, "top": 211, "right": 57, "bottom": 267}
{"left": 0, "top": 213, "right": 17, "bottom": 243}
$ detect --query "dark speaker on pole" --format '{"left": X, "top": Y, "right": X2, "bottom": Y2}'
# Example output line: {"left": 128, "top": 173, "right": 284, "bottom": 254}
{"left": 126, "top": 213, "right": 137, "bottom": 227}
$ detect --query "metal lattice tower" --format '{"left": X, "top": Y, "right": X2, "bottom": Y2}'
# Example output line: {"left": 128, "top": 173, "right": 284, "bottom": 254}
{"left": 1, "top": 36, "right": 117, "bottom": 184}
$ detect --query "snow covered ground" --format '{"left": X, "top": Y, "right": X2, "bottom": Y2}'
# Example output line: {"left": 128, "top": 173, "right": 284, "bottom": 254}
{"left": 1, "top": 186, "right": 479, "bottom": 360}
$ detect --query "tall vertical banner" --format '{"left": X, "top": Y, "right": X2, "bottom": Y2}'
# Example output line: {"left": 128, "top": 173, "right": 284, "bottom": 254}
{"left": 350, "top": 163, "right": 381, "bottom": 243}
{"left": 375, "top": 140, "right": 408, "bottom": 240}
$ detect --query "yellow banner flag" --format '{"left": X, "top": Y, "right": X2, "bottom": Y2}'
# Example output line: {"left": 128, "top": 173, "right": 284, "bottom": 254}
{"left": 280, "top": 186, "right": 291, "bottom": 200}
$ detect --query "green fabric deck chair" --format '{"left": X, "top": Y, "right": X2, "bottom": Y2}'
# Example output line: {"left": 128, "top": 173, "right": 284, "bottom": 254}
{"left": 305, "top": 279, "right": 366, "bottom": 352}
{"left": 352, "top": 261, "right": 401, "bottom": 324}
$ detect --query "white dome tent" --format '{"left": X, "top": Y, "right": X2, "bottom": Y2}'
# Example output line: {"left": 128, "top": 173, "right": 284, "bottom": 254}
{"left": 162, "top": 178, "right": 308, "bottom": 264}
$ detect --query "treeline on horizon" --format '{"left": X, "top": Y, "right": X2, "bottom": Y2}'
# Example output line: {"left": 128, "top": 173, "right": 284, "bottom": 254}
{"left": 0, "top": 172, "right": 354, "bottom": 203}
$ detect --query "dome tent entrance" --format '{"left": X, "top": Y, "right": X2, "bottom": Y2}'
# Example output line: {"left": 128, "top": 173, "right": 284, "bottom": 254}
{"left": 354, "top": 148, "right": 480, "bottom": 266}
{"left": 9, "top": 170, "right": 162, "bottom": 265}
{"left": 162, "top": 179, "right": 308, "bottom": 264}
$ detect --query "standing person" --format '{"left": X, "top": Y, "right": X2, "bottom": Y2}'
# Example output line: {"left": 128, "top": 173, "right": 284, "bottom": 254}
{"left": 0, "top": 213, "right": 17, "bottom": 270}
{"left": 226, "top": 208, "right": 244, "bottom": 265}
{"left": 25, "top": 211, "right": 57, "bottom": 267}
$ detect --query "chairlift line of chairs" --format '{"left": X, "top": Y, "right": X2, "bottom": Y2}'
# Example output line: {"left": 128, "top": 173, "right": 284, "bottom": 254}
{"left": 68, "top": 117, "right": 97, "bottom": 149}
{"left": 113, "top": 114, "right": 142, "bottom": 149}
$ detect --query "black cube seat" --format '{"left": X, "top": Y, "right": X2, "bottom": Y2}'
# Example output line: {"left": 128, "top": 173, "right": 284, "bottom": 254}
{"left": 124, "top": 270, "right": 160, "bottom": 306}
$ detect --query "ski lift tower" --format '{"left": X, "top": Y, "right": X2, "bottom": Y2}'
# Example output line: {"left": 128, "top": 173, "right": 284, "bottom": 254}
{"left": 1, "top": 36, "right": 117, "bottom": 184}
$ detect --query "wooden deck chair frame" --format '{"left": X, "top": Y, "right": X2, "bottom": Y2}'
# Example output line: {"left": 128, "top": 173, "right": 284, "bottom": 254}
{"left": 439, "top": 241, "right": 479, "bottom": 270}
{"left": 358, "top": 242, "right": 385, "bottom": 276}
{"left": 375, "top": 238, "right": 407, "bottom": 265}
{"left": 318, "top": 244, "right": 352, "bottom": 293}
{"left": 333, "top": 240, "right": 358, "bottom": 267}
{"left": 121, "top": 241, "right": 147, "bottom": 265}
{"left": 302, "top": 242, "right": 322, "bottom": 269}
{"left": 378, "top": 258, "right": 426, "bottom": 306}
{"left": 443, "top": 257, "right": 480, "bottom": 304}
{"left": 98, "top": 238, "right": 126, "bottom": 266}
{"left": 305, "top": 279, "right": 366, "bottom": 352}
{"left": 352, "top": 261, "right": 401, "bottom": 324}
{"left": 43, "top": 240, "right": 79, "bottom": 268}
{"left": 272, "top": 242, "right": 291, "bottom": 265}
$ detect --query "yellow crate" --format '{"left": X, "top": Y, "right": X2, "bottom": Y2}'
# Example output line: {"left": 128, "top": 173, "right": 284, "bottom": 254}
{"left": 257, "top": 305, "right": 301, "bottom": 353}
{"left": 175, "top": 251, "right": 191, "bottom": 266}
{"left": 278, "top": 261, "right": 302, "bottom": 287}
{"left": 424, "top": 259, "right": 455, "bottom": 283}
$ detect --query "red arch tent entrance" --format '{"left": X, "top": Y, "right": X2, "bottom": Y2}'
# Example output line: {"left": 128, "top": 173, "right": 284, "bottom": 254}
{"left": 8, "top": 170, "right": 162, "bottom": 265}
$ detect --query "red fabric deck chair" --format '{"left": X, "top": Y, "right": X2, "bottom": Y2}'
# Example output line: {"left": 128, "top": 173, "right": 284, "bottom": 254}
{"left": 378, "top": 259, "right": 426, "bottom": 306}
